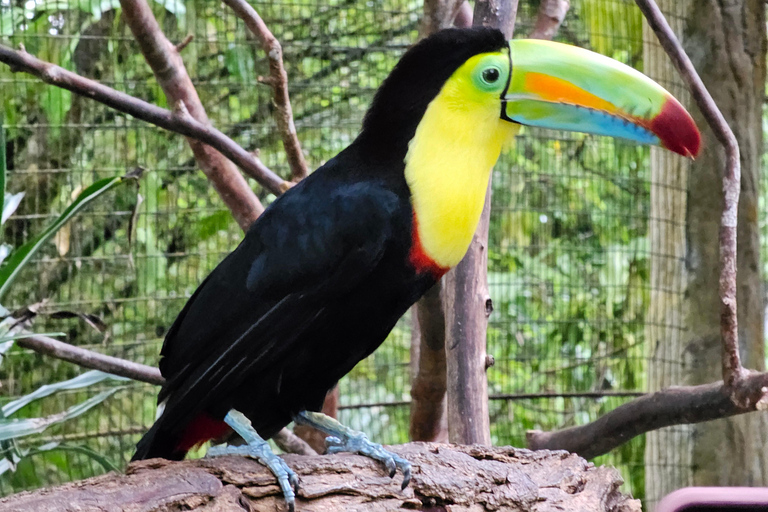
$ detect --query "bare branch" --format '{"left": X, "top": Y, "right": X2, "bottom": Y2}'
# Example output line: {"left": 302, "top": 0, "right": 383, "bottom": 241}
{"left": 223, "top": 0, "right": 309, "bottom": 181}
{"left": 527, "top": 372, "right": 768, "bottom": 459}
{"left": 634, "top": 0, "right": 745, "bottom": 390}
{"left": 528, "top": 0, "right": 570, "bottom": 40}
{"left": 421, "top": 0, "right": 466, "bottom": 36}
{"left": 13, "top": 333, "right": 313, "bottom": 455}
{"left": 119, "top": 0, "right": 267, "bottom": 231}
{"left": 15, "top": 334, "right": 164, "bottom": 384}
{"left": 0, "top": 45, "right": 289, "bottom": 200}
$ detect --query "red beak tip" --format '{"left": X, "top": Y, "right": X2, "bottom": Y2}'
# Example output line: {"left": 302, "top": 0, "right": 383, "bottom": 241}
{"left": 651, "top": 97, "right": 702, "bottom": 159}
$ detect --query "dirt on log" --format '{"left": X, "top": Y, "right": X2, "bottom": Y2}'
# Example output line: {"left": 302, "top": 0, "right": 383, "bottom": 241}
{"left": 0, "top": 443, "right": 640, "bottom": 511}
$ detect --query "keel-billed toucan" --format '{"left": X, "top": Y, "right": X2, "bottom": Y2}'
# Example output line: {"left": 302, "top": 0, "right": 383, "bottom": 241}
{"left": 133, "top": 27, "right": 700, "bottom": 508}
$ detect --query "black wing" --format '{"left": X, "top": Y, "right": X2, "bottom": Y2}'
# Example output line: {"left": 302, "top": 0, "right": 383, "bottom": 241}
{"left": 154, "top": 170, "right": 402, "bottom": 429}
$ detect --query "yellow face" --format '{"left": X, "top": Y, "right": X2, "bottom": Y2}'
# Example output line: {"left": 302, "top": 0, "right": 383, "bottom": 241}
{"left": 405, "top": 50, "right": 518, "bottom": 270}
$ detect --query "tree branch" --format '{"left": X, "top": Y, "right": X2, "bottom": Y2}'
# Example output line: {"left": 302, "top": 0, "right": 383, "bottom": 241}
{"left": 527, "top": 371, "right": 768, "bottom": 459}
{"left": 529, "top": 0, "right": 570, "bottom": 40}
{"left": 0, "top": 444, "right": 639, "bottom": 511}
{"left": 222, "top": 0, "right": 309, "bottom": 181}
{"left": 0, "top": 44, "right": 289, "bottom": 198}
{"left": 634, "top": 0, "right": 745, "bottom": 390}
{"left": 15, "top": 334, "right": 164, "bottom": 384}
{"left": 13, "top": 334, "right": 315, "bottom": 455}
{"left": 118, "top": 0, "right": 265, "bottom": 230}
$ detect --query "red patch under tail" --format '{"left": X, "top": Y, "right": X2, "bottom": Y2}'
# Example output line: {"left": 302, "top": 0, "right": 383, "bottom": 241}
{"left": 176, "top": 413, "right": 232, "bottom": 453}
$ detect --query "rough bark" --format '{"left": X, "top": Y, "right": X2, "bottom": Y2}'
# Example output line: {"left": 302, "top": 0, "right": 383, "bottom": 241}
{"left": 0, "top": 444, "right": 640, "bottom": 512}
{"left": 410, "top": 284, "right": 448, "bottom": 442}
{"left": 641, "top": 1, "right": 694, "bottom": 503}
{"left": 682, "top": 0, "right": 768, "bottom": 490}
{"left": 529, "top": 0, "right": 570, "bottom": 40}
{"left": 444, "top": 188, "right": 494, "bottom": 445}
{"left": 421, "top": 0, "right": 467, "bottom": 37}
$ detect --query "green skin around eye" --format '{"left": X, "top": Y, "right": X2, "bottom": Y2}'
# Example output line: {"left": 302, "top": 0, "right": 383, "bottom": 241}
{"left": 471, "top": 54, "right": 509, "bottom": 94}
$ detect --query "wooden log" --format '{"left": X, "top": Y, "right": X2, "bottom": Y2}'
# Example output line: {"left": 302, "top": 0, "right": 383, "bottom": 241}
{"left": 0, "top": 443, "right": 640, "bottom": 511}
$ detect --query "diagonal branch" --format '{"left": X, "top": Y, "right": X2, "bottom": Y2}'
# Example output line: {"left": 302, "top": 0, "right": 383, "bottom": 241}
{"left": 222, "top": 0, "right": 309, "bottom": 181}
{"left": 527, "top": 371, "right": 768, "bottom": 459}
{"left": 118, "top": 0, "right": 264, "bottom": 230}
{"left": 634, "top": 0, "right": 744, "bottom": 391}
{"left": 13, "top": 334, "right": 316, "bottom": 456}
{"left": 0, "top": 44, "right": 289, "bottom": 200}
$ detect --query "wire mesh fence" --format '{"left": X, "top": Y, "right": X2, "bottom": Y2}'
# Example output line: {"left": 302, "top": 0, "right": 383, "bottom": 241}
{"left": 0, "top": 0, "right": 697, "bottom": 503}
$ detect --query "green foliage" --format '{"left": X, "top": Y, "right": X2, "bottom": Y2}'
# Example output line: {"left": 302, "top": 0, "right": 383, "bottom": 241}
{"left": 0, "top": 169, "right": 141, "bottom": 300}
{"left": 0, "top": 114, "right": 139, "bottom": 484}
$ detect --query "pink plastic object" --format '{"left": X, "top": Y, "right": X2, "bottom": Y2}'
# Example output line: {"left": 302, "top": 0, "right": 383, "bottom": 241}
{"left": 657, "top": 487, "right": 768, "bottom": 511}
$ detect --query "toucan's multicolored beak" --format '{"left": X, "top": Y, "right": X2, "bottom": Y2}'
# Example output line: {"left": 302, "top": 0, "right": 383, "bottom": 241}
{"left": 502, "top": 39, "right": 701, "bottom": 158}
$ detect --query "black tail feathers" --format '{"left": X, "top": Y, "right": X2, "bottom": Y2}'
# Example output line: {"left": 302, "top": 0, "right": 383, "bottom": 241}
{"left": 131, "top": 420, "right": 186, "bottom": 462}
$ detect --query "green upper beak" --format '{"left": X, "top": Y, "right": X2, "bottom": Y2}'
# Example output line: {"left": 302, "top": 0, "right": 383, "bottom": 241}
{"left": 502, "top": 39, "right": 701, "bottom": 158}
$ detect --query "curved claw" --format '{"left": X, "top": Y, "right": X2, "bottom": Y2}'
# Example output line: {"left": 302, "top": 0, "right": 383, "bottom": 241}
{"left": 324, "top": 433, "right": 412, "bottom": 489}
{"left": 207, "top": 443, "right": 299, "bottom": 511}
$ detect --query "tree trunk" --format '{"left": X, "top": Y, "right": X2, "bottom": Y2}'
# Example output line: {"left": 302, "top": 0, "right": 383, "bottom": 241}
{"left": 410, "top": 284, "right": 449, "bottom": 442}
{"left": 682, "top": 0, "right": 768, "bottom": 490}
{"left": 645, "top": 0, "right": 767, "bottom": 507}
{"left": 444, "top": 187, "right": 494, "bottom": 445}
{"left": 440, "top": 0, "right": 518, "bottom": 447}
{"left": 0, "top": 444, "right": 640, "bottom": 512}
{"left": 642, "top": 0, "right": 694, "bottom": 505}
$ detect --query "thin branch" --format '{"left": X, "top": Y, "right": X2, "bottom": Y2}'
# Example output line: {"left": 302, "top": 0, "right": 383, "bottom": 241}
{"left": 528, "top": 0, "right": 570, "bottom": 40}
{"left": 0, "top": 44, "right": 289, "bottom": 198}
{"left": 222, "top": 0, "right": 309, "bottom": 181}
{"left": 15, "top": 334, "right": 164, "bottom": 384}
{"left": 13, "top": 334, "right": 315, "bottom": 455}
{"left": 526, "top": 371, "right": 768, "bottom": 459}
{"left": 119, "top": 0, "right": 265, "bottom": 231}
{"left": 634, "top": 0, "right": 744, "bottom": 390}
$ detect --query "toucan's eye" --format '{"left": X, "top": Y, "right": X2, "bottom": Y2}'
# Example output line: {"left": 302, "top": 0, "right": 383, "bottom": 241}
{"left": 482, "top": 67, "right": 501, "bottom": 84}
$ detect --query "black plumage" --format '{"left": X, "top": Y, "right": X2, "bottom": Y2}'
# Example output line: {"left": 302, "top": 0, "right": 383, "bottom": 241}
{"left": 133, "top": 27, "right": 507, "bottom": 461}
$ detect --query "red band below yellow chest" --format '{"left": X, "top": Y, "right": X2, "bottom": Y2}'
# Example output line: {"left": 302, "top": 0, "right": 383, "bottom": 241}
{"left": 408, "top": 213, "right": 449, "bottom": 279}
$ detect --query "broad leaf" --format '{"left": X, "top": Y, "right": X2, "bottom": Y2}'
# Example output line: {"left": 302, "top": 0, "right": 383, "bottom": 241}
{"left": 0, "top": 169, "right": 141, "bottom": 300}
{"left": 0, "top": 388, "right": 121, "bottom": 442}
{"left": 2, "top": 370, "right": 128, "bottom": 417}
{"left": 2, "top": 192, "right": 25, "bottom": 225}
{"left": 0, "top": 441, "right": 119, "bottom": 476}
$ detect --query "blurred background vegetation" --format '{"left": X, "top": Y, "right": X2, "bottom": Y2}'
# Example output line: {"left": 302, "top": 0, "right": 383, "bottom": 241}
{"left": 0, "top": 0, "right": 740, "bottom": 506}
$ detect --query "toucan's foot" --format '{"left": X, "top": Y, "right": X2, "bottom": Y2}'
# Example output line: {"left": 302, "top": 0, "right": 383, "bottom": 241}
{"left": 294, "top": 410, "right": 411, "bottom": 489}
{"left": 207, "top": 410, "right": 299, "bottom": 512}
{"left": 325, "top": 431, "right": 411, "bottom": 488}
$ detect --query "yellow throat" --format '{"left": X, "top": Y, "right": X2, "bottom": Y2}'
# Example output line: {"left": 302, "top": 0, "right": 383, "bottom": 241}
{"left": 404, "top": 52, "right": 517, "bottom": 270}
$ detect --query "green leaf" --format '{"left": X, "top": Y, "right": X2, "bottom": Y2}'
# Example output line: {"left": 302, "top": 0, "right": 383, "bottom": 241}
{"left": 0, "top": 388, "right": 121, "bottom": 442}
{"left": 2, "top": 192, "right": 25, "bottom": 225}
{"left": 0, "top": 112, "right": 5, "bottom": 240}
{"left": 152, "top": 0, "right": 186, "bottom": 17}
{"left": 0, "top": 339, "right": 14, "bottom": 366}
{"left": 0, "top": 169, "right": 142, "bottom": 301}
{"left": 2, "top": 370, "right": 128, "bottom": 417}
{"left": 0, "top": 441, "right": 119, "bottom": 476}
{"left": 0, "top": 331, "right": 64, "bottom": 344}
{"left": 40, "top": 88, "right": 72, "bottom": 136}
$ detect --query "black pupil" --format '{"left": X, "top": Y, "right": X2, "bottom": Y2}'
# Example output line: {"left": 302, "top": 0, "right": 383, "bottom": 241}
{"left": 483, "top": 68, "right": 500, "bottom": 83}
